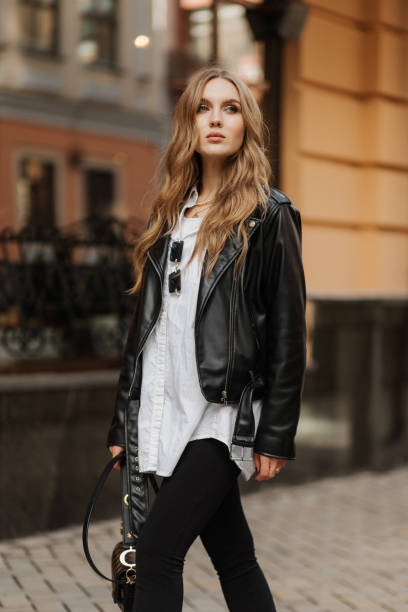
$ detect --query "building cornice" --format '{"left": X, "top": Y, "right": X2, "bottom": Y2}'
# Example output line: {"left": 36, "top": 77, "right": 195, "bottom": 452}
{"left": 0, "top": 89, "right": 170, "bottom": 147}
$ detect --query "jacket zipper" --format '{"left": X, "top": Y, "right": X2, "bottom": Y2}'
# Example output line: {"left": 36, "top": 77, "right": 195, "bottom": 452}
{"left": 222, "top": 271, "right": 238, "bottom": 406}
{"left": 127, "top": 251, "right": 163, "bottom": 400}
{"left": 194, "top": 219, "right": 260, "bottom": 405}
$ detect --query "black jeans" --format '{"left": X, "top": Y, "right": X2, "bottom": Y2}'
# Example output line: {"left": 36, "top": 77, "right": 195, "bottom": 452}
{"left": 131, "top": 438, "right": 276, "bottom": 611}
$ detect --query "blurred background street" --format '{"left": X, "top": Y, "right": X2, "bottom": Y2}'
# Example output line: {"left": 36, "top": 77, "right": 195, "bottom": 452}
{"left": 0, "top": 0, "right": 407, "bottom": 610}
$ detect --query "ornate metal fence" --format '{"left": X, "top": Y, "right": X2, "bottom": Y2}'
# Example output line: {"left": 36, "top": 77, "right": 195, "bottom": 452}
{"left": 0, "top": 217, "right": 143, "bottom": 360}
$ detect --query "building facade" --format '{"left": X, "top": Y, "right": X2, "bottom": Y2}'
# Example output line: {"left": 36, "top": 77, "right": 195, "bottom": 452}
{"left": 0, "top": 0, "right": 407, "bottom": 293}
{"left": 0, "top": 0, "right": 173, "bottom": 231}
{"left": 281, "top": 0, "right": 408, "bottom": 294}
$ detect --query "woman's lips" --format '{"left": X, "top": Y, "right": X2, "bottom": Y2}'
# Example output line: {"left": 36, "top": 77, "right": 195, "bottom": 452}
{"left": 206, "top": 136, "right": 225, "bottom": 142}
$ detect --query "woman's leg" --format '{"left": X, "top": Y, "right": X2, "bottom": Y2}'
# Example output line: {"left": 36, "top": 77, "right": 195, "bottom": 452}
{"left": 200, "top": 477, "right": 276, "bottom": 611}
{"left": 131, "top": 438, "right": 242, "bottom": 612}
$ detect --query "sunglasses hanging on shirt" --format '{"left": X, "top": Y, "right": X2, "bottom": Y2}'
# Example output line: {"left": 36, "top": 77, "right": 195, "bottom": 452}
{"left": 169, "top": 240, "right": 184, "bottom": 295}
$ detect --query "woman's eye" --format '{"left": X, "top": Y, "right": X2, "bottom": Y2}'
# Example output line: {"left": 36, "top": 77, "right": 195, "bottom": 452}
{"left": 197, "top": 104, "right": 239, "bottom": 113}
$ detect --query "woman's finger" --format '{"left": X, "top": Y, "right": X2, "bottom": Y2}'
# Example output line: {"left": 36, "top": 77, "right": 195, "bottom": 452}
{"left": 253, "top": 452, "right": 261, "bottom": 473}
{"left": 254, "top": 455, "right": 287, "bottom": 482}
{"left": 255, "top": 455, "right": 272, "bottom": 481}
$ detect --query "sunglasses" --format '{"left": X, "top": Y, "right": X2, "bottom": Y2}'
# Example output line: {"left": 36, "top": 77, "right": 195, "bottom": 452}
{"left": 168, "top": 240, "right": 184, "bottom": 295}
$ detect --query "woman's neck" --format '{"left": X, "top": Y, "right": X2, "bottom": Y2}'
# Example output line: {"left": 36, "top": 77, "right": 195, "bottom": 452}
{"left": 199, "top": 159, "right": 223, "bottom": 202}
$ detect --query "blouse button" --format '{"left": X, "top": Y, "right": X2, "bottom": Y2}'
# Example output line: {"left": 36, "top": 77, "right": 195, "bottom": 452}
{"left": 249, "top": 220, "right": 255, "bottom": 227}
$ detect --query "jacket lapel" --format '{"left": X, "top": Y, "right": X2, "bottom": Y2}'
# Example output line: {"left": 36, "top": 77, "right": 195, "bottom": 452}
{"left": 147, "top": 230, "right": 171, "bottom": 281}
{"left": 196, "top": 218, "right": 261, "bottom": 322}
{"left": 147, "top": 215, "right": 262, "bottom": 322}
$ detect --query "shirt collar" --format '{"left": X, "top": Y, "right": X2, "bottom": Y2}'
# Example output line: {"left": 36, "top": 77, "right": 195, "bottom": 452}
{"left": 182, "top": 185, "right": 199, "bottom": 213}
{"left": 173, "top": 185, "right": 200, "bottom": 241}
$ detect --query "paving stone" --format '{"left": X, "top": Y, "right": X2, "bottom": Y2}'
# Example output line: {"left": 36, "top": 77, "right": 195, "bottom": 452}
{"left": 29, "top": 599, "right": 67, "bottom": 611}
{"left": 0, "top": 592, "right": 31, "bottom": 608}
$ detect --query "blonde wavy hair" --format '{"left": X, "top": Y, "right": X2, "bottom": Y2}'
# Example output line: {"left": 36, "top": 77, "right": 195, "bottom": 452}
{"left": 129, "top": 66, "right": 272, "bottom": 294}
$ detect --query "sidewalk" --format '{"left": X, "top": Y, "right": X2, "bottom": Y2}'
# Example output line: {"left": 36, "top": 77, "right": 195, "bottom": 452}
{"left": 1, "top": 466, "right": 407, "bottom": 611}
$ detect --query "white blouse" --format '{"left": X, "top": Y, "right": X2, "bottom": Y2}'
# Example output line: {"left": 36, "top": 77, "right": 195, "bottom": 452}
{"left": 138, "top": 186, "right": 262, "bottom": 481}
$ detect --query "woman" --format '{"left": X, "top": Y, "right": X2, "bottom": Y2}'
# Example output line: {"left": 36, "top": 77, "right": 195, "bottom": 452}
{"left": 107, "top": 66, "right": 306, "bottom": 611}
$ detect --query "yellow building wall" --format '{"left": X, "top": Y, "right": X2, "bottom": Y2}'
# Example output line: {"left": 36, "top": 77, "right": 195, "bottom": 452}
{"left": 281, "top": 0, "right": 408, "bottom": 294}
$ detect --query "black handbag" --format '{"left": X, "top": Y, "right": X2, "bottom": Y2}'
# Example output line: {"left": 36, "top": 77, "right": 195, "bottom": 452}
{"left": 82, "top": 451, "right": 159, "bottom": 611}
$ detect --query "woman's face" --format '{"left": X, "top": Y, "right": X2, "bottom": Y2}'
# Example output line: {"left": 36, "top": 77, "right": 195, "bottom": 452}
{"left": 195, "top": 78, "right": 245, "bottom": 162}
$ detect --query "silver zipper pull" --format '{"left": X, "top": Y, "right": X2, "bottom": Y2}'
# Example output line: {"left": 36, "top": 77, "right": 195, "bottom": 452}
{"left": 221, "top": 389, "right": 228, "bottom": 405}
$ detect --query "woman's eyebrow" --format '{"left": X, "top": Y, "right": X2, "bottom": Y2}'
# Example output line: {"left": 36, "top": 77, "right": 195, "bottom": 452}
{"left": 200, "top": 97, "right": 241, "bottom": 106}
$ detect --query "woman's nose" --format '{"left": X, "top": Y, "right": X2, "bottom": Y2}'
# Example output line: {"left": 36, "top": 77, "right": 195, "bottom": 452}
{"left": 209, "top": 115, "right": 222, "bottom": 126}
{"left": 209, "top": 108, "right": 222, "bottom": 126}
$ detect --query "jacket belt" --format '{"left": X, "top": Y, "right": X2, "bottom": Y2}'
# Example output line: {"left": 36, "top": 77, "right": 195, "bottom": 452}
{"left": 231, "top": 370, "right": 261, "bottom": 448}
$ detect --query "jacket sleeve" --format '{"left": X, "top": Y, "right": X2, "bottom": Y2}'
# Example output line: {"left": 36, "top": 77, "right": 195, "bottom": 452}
{"left": 254, "top": 201, "right": 307, "bottom": 460}
{"left": 106, "top": 299, "right": 140, "bottom": 448}
{"left": 106, "top": 217, "right": 153, "bottom": 449}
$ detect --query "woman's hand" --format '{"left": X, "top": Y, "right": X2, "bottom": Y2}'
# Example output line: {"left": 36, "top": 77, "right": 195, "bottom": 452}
{"left": 254, "top": 452, "right": 286, "bottom": 481}
{"left": 109, "top": 445, "right": 125, "bottom": 470}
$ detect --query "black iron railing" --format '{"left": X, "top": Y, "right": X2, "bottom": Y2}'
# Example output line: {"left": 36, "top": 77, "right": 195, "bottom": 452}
{"left": 0, "top": 216, "right": 144, "bottom": 360}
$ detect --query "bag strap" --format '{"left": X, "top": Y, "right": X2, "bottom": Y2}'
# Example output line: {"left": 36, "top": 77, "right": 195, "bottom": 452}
{"left": 82, "top": 452, "right": 159, "bottom": 582}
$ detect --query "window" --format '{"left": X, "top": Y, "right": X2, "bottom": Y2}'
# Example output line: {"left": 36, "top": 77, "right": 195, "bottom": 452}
{"left": 18, "top": 0, "right": 59, "bottom": 57}
{"left": 186, "top": 2, "right": 265, "bottom": 90}
{"left": 188, "top": 8, "right": 213, "bottom": 65}
{"left": 16, "top": 156, "right": 56, "bottom": 230}
{"left": 77, "top": 0, "right": 118, "bottom": 69}
{"left": 84, "top": 168, "right": 115, "bottom": 219}
{"left": 218, "top": 3, "right": 264, "bottom": 81}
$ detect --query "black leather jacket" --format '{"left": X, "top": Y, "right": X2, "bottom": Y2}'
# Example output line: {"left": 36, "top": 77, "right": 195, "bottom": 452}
{"left": 107, "top": 187, "right": 306, "bottom": 539}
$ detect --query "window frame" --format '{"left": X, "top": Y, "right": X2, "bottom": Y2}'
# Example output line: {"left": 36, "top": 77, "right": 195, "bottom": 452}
{"left": 79, "top": 157, "right": 124, "bottom": 222}
{"left": 18, "top": 0, "right": 60, "bottom": 59}
{"left": 13, "top": 148, "right": 64, "bottom": 230}
{"left": 78, "top": 0, "right": 119, "bottom": 71}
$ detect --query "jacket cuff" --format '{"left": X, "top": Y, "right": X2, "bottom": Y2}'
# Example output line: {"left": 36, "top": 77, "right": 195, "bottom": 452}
{"left": 106, "top": 425, "right": 126, "bottom": 448}
{"left": 254, "top": 433, "right": 296, "bottom": 460}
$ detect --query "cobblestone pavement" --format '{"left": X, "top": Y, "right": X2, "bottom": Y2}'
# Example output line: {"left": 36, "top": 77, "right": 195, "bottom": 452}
{"left": 1, "top": 466, "right": 407, "bottom": 611}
